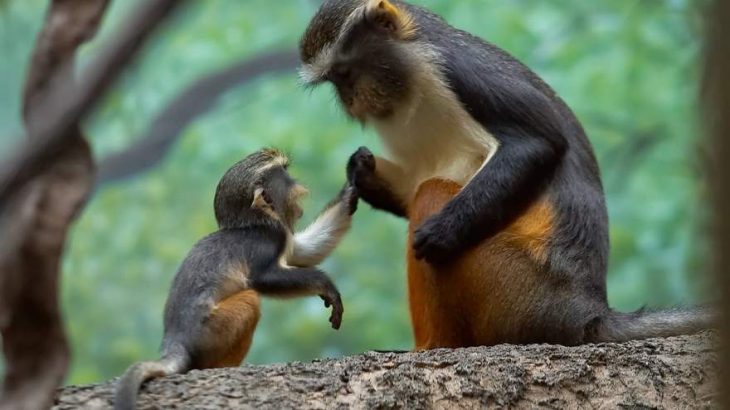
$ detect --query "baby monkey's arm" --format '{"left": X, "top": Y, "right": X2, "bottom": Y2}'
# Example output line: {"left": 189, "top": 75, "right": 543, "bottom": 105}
{"left": 250, "top": 265, "right": 343, "bottom": 329}
{"left": 288, "top": 183, "right": 358, "bottom": 267}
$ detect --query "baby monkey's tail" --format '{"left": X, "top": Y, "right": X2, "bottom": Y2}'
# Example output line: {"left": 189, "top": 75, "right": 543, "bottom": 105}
{"left": 114, "top": 345, "right": 190, "bottom": 410}
{"left": 587, "top": 306, "right": 714, "bottom": 343}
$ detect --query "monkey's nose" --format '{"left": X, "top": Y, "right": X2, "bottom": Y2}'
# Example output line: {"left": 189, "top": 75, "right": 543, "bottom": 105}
{"left": 328, "top": 64, "right": 354, "bottom": 87}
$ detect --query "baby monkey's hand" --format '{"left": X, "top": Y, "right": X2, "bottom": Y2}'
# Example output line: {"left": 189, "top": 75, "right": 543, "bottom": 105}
{"left": 338, "top": 182, "right": 359, "bottom": 215}
{"left": 320, "top": 284, "right": 344, "bottom": 329}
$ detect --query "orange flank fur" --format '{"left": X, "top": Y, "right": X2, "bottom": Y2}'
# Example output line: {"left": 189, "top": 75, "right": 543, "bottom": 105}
{"left": 407, "top": 178, "right": 556, "bottom": 350}
{"left": 197, "top": 290, "right": 261, "bottom": 368}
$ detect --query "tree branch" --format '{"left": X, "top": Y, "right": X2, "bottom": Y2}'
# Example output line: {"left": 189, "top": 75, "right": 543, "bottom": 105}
{"left": 54, "top": 333, "right": 716, "bottom": 409}
{"left": 96, "top": 50, "right": 299, "bottom": 185}
{"left": 0, "top": 1, "right": 188, "bottom": 409}
{"left": 0, "top": 0, "right": 188, "bottom": 209}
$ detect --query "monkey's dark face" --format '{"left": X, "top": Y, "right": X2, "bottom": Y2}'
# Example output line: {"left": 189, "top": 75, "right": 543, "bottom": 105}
{"left": 300, "top": 0, "right": 418, "bottom": 121}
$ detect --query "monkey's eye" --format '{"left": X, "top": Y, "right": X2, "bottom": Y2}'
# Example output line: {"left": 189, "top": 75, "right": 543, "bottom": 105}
{"left": 328, "top": 64, "right": 353, "bottom": 86}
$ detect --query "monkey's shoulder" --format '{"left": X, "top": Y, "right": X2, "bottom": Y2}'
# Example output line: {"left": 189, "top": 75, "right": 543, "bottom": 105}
{"left": 173, "top": 227, "right": 286, "bottom": 281}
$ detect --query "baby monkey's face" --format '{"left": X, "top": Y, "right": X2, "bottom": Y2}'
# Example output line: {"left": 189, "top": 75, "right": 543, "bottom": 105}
{"left": 259, "top": 166, "right": 308, "bottom": 229}
{"left": 286, "top": 183, "right": 308, "bottom": 224}
{"left": 300, "top": 0, "right": 418, "bottom": 122}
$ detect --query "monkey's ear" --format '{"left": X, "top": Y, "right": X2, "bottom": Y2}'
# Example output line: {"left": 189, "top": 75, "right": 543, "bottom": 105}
{"left": 365, "top": 0, "right": 416, "bottom": 39}
{"left": 251, "top": 187, "right": 270, "bottom": 209}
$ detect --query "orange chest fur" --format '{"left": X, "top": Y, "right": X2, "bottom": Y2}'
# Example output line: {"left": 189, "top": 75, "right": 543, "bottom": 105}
{"left": 406, "top": 178, "right": 555, "bottom": 349}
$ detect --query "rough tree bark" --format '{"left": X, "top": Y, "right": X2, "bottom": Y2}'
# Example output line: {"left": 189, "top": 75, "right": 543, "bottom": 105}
{"left": 55, "top": 333, "right": 716, "bottom": 409}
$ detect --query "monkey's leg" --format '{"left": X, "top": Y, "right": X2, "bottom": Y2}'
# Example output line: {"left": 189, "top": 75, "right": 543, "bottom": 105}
{"left": 407, "top": 178, "right": 473, "bottom": 350}
{"left": 347, "top": 147, "right": 408, "bottom": 218}
{"left": 250, "top": 266, "right": 343, "bottom": 329}
{"left": 197, "top": 290, "right": 261, "bottom": 369}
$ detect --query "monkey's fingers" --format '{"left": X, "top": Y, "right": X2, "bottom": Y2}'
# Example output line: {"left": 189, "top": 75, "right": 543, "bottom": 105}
{"left": 321, "top": 291, "right": 343, "bottom": 329}
{"left": 341, "top": 183, "right": 359, "bottom": 215}
{"left": 320, "top": 295, "right": 331, "bottom": 308}
{"left": 346, "top": 146, "right": 376, "bottom": 184}
{"left": 329, "top": 297, "right": 344, "bottom": 330}
{"left": 413, "top": 217, "right": 460, "bottom": 264}
{"left": 412, "top": 224, "right": 431, "bottom": 260}
{"left": 413, "top": 234, "right": 451, "bottom": 264}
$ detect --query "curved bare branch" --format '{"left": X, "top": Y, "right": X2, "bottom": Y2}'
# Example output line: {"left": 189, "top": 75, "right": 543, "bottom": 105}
{"left": 0, "top": 0, "right": 189, "bottom": 209}
{"left": 97, "top": 50, "right": 300, "bottom": 185}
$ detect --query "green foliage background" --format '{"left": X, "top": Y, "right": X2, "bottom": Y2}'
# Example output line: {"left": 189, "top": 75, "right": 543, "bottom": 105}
{"left": 0, "top": 0, "right": 712, "bottom": 385}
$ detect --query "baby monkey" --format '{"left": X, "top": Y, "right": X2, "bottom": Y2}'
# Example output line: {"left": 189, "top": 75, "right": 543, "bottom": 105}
{"left": 115, "top": 149, "right": 357, "bottom": 410}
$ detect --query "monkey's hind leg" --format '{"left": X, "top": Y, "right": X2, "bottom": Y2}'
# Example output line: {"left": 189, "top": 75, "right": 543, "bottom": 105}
{"left": 407, "top": 178, "right": 473, "bottom": 350}
{"left": 198, "top": 290, "right": 261, "bottom": 368}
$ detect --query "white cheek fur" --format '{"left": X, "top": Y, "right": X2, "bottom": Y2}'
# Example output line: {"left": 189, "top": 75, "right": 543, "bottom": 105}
{"left": 299, "top": 45, "right": 335, "bottom": 85}
{"left": 370, "top": 45, "right": 500, "bottom": 201}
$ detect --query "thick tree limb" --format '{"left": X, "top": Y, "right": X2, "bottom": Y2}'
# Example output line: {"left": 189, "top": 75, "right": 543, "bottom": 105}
{"left": 96, "top": 50, "right": 299, "bottom": 185}
{"left": 0, "top": 0, "right": 187, "bottom": 208}
{"left": 55, "top": 333, "right": 716, "bottom": 409}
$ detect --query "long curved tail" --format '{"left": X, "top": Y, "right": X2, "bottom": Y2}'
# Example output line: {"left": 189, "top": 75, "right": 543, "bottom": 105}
{"left": 114, "top": 345, "right": 190, "bottom": 410}
{"left": 588, "top": 306, "right": 714, "bottom": 343}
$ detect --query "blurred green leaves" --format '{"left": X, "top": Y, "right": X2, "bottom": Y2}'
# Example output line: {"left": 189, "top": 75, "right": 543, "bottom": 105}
{"left": 0, "top": 0, "right": 710, "bottom": 385}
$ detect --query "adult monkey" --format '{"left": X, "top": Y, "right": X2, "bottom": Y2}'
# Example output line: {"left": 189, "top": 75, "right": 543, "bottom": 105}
{"left": 300, "top": 0, "right": 710, "bottom": 348}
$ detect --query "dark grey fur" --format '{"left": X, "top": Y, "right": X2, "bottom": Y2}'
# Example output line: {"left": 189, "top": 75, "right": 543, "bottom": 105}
{"left": 300, "top": 0, "right": 713, "bottom": 346}
{"left": 114, "top": 149, "right": 347, "bottom": 410}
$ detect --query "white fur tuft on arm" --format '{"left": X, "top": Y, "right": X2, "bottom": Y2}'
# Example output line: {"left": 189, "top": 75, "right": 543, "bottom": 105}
{"left": 288, "top": 201, "right": 352, "bottom": 267}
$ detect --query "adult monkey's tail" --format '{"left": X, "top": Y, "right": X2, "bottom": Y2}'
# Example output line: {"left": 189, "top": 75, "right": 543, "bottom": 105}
{"left": 587, "top": 307, "right": 714, "bottom": 343}
{"left": 114, "top": 344, "right": 190, "bottom": 410}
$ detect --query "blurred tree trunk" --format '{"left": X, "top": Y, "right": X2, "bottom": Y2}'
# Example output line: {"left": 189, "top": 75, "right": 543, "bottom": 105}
{"left": 0, "top": 2, "right": 107, "bottom": 409}
{"left": 703, "top": 0, "right": 730, "bottom": 407}
{"left": 0, "top": 1, "right": 185, "bottom": 409}
{"left": 54, "top": 333, "right": 715, "bottom": 409}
